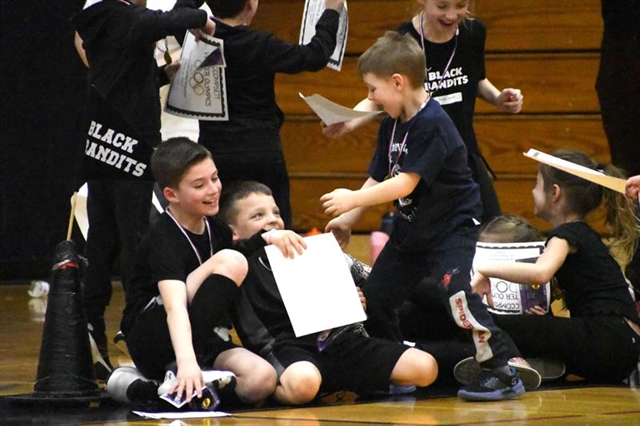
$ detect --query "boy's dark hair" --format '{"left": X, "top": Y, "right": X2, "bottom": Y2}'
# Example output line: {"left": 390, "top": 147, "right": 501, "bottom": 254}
{"left": 218, "top": 180, "right": 273, "bottom": 225}
{"left": 479, "top": 215, "right": 542, "bottom": 243}
{"left": 151, "top": 137, "right": 212, "bottom": 190}
{"left": 358, "top": 31, "right": 425, "bottom": 89}
{"left": 205, "top": 0, "right": 246, "bottom": 19}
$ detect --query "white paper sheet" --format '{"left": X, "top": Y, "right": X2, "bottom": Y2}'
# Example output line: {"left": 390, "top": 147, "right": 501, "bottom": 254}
{"left": 265, "top": 233, "right": 367, "bottom": 337}
{"left": 165, "top": 32, "right": 228, "bottom": 121}
{"left": 299, "top": 93, "right": 382, "bottom": 125}
{"left": 473, "top": 242, "right": 551, "bottom": 315}
{"left": 133, "top": 410, "right": 230, "bottom": 419}
{"left": 524, "top": 148, "right": 627, "bottom": 193}
{"left": 299, "top": 0, "right": 348, "bottom": 71}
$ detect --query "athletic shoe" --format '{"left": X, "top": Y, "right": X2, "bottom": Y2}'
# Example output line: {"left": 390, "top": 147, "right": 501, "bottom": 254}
{"left": 388, "top": 384, "right": 417, "bottom": 395}
{"left": 158, "top": 368, "right": 236, "bottom": 411}
{"left": 454, "top": 356, "right": 541, "bottom": 391}
{"left": 316, "top": 322, "right": 369, "bottom": 352}
{"left": 113, "top": 330, "right": 128, "bottom": 355}
{"left": 457, "top": 367, "right": 525, "bottom": 401}
{"left": 88, "top": 329, "right": 113, "bottom": 381}
{"left": 526, "top": 357, "right": 566, "bottom": 381}
{"left": 106, "top": 366, "right": 159, "bottom": 406}
{"left": 344, "top": 254, "right": 371, "bottom": 288}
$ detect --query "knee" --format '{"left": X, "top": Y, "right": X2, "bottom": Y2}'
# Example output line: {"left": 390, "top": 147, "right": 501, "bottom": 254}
{"left": 392, "top": 348, "right": 439, "bottom": 388}
{"left": 278, "top": 368, "right": 322, "bottom": 405}
{"left": 243, "top": 363, "right": 277, "bottom": 402}
{"left": 210, "top": 249, "right": 248, "bottom": 286}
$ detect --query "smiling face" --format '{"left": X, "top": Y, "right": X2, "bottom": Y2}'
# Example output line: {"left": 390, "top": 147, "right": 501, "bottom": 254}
{"left": 363, "top": 72, "right": 403, "bottom": 118}
{"left": 419, "top": 0, "right": 469, "bottom": 38}
{"left": 168, "top": 157, "right": 222, "bottom": 219}
{"left": 229, "top": 192, "right": 284, "bottom": 240}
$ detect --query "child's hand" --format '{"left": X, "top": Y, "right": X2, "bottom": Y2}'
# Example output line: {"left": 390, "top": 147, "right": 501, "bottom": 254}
{"left": 496, "top": 88, "right": 523, "bottom": 114}
{"left": 325, "top": 0, "right": 345, "bottom": 13}
{"left": 470, "top": 272, "right": 493, "bottom": 307}
{"left": 626, "top": 175, "right": 640, "bottom": 200}
{"left": 525, "top": 305, "right": 547, "bottom": 316}
{"left": 325, "top": 217, "right": 351, "bottom": 249}
{"left": 321, "top": 188, "right": 356, "bottom": 216}
{"left": 267, "top": 230, "right": 307, "bottom": 258}
{"left": 356, "top": 286, "right": 367, "bottom": 311}
{"left": 164, "top": 61, "right": 181, "bottom": 81}
{"left": 170, "top": 362, "right": 203, "bottom": 403}
{"left": 321, "top": 121, "right": 351, "bottom": 139}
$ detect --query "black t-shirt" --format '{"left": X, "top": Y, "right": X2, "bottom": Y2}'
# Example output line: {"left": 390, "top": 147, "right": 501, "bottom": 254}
{"left": 368, "top": 99, "right": 481, "bottom": 251}
{"left": 547, "top": 221, "right": 638, "bottom": 322}
{"left": 121, "top": 212, "right": 265, "bottom": 333}
{"left": 197, "top": 10, "right": 340, "bottom": 153}
{"left": 398, "top": 18, "right": 486, "bottom": 156}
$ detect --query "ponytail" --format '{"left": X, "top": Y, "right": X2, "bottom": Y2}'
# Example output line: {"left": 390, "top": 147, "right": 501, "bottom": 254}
{"left": 601, "top": 163, "right": 640, "bottom": 269}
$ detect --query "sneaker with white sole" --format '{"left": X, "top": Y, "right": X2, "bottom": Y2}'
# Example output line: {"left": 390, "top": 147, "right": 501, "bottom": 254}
{"left": 526, "top": 358, "right": 566, "bottom": 381}
{"left": 106, "top": 366, "right": 159, "bottom": 406}
{"left": 454, "top": 356, "right": 541, "bottom": 391}
{"left": 157, "top": 367, "right": 236, "bottom": 411}
{"left": 457, "top": 367, "right": 525, "bottom": 402}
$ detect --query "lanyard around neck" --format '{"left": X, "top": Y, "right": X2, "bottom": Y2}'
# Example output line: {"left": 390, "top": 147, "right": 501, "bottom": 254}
{"left": 419, "top": 11, "right": 458, "bottom": 96}
{"left": 166, "top": 208, "right": 213, "bottom": 265}
{"left": 387, "top": 99, "right": 428, "bottom": 176}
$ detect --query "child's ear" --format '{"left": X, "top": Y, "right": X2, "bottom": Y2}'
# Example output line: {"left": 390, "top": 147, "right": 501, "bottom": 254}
{"left": 228, "top": 223, "right": 241, "bottom": 242}
{"left": 551, "top": 184, "right": 561, "bottom": 202}
{"left": 391, "top": 73, "right": 404, "bottom": 90}
{"left": 163, "top": 186, "right": 179, "bottom": 204}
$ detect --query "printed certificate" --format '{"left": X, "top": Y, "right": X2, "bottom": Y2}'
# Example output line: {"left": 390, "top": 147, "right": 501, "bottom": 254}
{"left": 473, "top": 241, "right": 551, "bottom": 315}
{"left": 165, "top": 32, "right": 228, "bottom": 121}
{"left": 299, "top": 0, "right": 348, "bottom": 71}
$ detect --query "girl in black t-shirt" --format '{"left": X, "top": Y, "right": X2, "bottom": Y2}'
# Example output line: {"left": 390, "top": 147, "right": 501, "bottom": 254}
{"left": 472, "top": 149, "right": 640, "bottom": 383}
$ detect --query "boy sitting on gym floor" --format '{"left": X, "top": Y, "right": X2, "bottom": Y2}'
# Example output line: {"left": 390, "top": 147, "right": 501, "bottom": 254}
{"left": 218, "top": 180, "right": 438, "bottom": 405}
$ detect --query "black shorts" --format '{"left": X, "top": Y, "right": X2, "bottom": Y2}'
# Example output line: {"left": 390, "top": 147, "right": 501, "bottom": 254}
{"left": 267, "top": 331, "right": 409, "bottom": 394}
{"left": 126, "top": 301, "right": 238, "bottom": 380}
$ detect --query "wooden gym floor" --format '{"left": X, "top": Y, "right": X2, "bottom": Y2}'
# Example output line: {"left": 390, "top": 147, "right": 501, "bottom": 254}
{"left": 1, "top": 236, "right": 639, "bottom": 425}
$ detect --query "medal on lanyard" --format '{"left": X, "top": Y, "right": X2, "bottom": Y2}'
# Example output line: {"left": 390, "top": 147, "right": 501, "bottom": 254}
{"left": 166, "top": 208, "right": 213, "bottom": 265}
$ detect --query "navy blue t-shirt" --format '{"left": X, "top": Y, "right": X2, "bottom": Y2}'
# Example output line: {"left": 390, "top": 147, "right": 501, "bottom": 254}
{"left": 368, "top": 99, "right": 481, "bottom": 251}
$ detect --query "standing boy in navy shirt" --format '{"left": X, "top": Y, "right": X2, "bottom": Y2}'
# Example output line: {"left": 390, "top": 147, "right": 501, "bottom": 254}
{"left": 321, "top": 31, "right": 524, "bottom": 402}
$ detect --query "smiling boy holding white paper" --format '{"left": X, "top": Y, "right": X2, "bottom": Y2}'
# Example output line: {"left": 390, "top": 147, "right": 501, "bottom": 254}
{"left": 218, "top": 180, "right": 438, "bottom": 406}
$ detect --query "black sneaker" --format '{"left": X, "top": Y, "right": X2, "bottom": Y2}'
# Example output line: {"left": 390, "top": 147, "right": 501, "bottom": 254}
{"left": 344, "top": 254, "right": 371, "bottom": 287}
{"left": 106, "top": 366, "right": 159, "bottom": 406}
{"left": 158, "top": 367, "right": 236, "bottom": 411}
{"left": 457, "top": 367, "right": 525, "bottom": 401}
{"left": 454, "top": 356, "right": 541, "bottom": 391}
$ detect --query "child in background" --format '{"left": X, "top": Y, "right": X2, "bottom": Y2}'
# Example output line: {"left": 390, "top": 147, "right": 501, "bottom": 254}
{"left": 118, "top": 138, "right": 305, "bottom": 407}
{"left": 218, "top": 180, "right": 438, "bottom": 406}
{"left": 472, "top": 150, "right": 640, "bottom": 383}
{"left": 321, "top": 31, "right": 525, "bottom": 401}
{"left": 399, "top": 215, "right": 546, "bottom": 388}
{"left": 323, "top": 0, "right": 523, "bottom": 222}
{"left": 189, "top": 0, "right": 345, "bottom": 227}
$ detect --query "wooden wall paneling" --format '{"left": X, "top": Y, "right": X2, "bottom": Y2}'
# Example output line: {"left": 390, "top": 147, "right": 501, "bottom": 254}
{"left": 280, "top": 115, "right": 609, "bottom": 176}
{"left": 275, "top": 53, "right": 601, "bottom": 115}
{"left": 251, "top": 0, "right": 602, "bottom": 54}
{"left": 289, "top": 177, "right": 393, "bottom": 232}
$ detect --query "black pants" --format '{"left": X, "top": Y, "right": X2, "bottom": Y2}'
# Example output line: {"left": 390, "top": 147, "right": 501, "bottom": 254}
{"left": 493, "top": 314, "right": 640, "bottom": 383}
{"left": 596, "top": 36, "right": 640, "bottom": 177}
{"left": 364, "top": 224, "right": 515, "bottom": 369}
{"left": 83, "top": 179, "right": 153, "bottom": 351}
